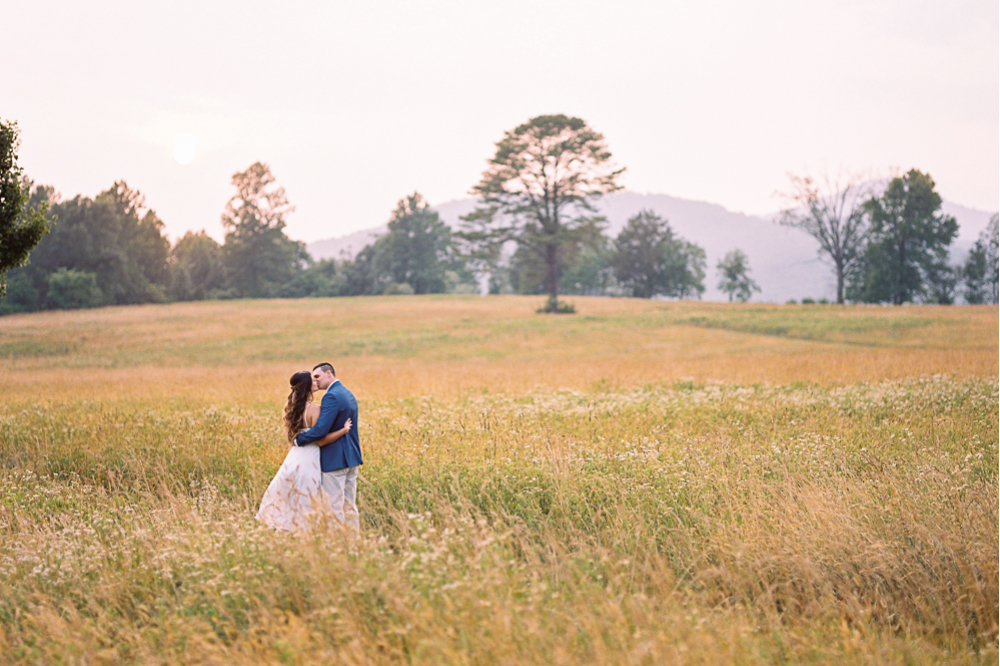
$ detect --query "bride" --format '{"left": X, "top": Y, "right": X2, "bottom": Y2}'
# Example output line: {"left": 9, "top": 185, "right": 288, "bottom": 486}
{"left": 255, "top": 370, "right": 351, "bottom": 531}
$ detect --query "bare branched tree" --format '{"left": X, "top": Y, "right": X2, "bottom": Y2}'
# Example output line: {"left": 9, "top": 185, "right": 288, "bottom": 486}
{"left": 777, "top": 172, "right": 873, "bottom": 304}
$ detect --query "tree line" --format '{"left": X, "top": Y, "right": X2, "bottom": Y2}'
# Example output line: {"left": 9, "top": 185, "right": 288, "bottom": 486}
{"left": 778, "top": 170, "right": 999, "bottom": 305}
{"left": 1, "top": 116, "right": 997, "bottom": 314}
{"left": 0, "top": 170, "right": 714, "bottom": 313}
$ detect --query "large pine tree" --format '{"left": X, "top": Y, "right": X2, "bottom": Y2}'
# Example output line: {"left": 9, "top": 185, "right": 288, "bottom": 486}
{"left": 460, "top": 115, "right": 623, "bottom": 312}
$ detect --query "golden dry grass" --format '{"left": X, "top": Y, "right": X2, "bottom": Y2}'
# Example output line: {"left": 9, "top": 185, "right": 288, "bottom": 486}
{"left": 0, "top": 296, "right": 996, "bottom": 665}
{"left": 0, "top": 296, "right": 995, "bottom": 401}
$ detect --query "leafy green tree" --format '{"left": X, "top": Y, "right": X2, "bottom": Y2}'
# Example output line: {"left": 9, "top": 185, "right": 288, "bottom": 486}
{"left": 924, "top": 262, "right": 960, "bottom": 305}
{"left": 277, "top": 258, "right": 344, "bottom": 298}
{"left": 962, "top": 214, "right": 999, "bottom": 304}
{"left": 46, "top": 268, "right": 103, "bottom": 309}
{"left": 717, "top": 249, "right": 760, "bottom": 302}
{"left": 221, "top": 162, "right": 307, "bottom": 298}
{"left": 0, "top": 120, "right": 49, "bottom": 299}
{"left": 23, "top": 181, "right": 57, "bottom": 214}
{"left": 381, "top": 281, "right": 415, "bottom": 295}
{"left": 169, "top": 231, "right": 225, "bottom": 301}
{"left": 0, "top": 180, "right": 55, "bottom": 314}
{"left": 612, "top": 210, "right": 706, "bottom": 299}
{"left": 506, "top": 244, "right": 549, "bottom": 295}
{"left": 506, "top": 223, "right": 609, "bottom": 296}
{"left": 372, "top": 193, "right": 454, "bottom": 294}
{"left": 0, "top": 272, "right": 40, "bottom": 314}
{"left": 27, "top": 195, "right": 115, "bottom": 306}
{"left": 26, "top": 183, "right": 171, "bottom": 307}
{"left": 339, "top": 244, "right": 379, "bottom": 296}
{"left": 460, "top": 114, "right": 624, "bottom": 313}
{"left": 847, "top": 170, "right": 958, "bottom": 304}
{"left": 443, "top": 269, "right": 480, "bottom": 295}
{"left": 777, "top": 172, "right": 871, "bottom": 304}
{"left": 559, "top": 240, "right": 615, "bottom": 296}
{"left": 2, "top": 178, "right": 171, "bottom": 311}
{"left": 30, "top": 196, "right": 124, "bottom": 306}
{"left": 96, "top": 182, "right": 170, "bottom": 303}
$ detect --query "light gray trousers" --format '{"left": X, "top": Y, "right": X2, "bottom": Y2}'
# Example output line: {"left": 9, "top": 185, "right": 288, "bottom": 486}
{"left": 320, "top": 466, "right": 359, "bottom": 531}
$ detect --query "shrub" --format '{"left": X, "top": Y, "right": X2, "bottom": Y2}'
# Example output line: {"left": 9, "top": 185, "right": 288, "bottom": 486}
{"left": 382, "top": 282, "right": 415, "bottom": 296}
{"left": 0, "top": 271, "right": 40, "bottom": 314}
{"left": 46, "top": 268, "right": 103, "bottom": 309}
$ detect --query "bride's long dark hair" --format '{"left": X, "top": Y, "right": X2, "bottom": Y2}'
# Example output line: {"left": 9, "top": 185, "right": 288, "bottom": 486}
{"left": 283, "top": 371, "right": 313, "bottom": 443}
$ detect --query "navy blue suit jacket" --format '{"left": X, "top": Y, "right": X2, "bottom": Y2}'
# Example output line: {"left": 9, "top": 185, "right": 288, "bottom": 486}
{"left": 295, "top": 380, "right": 362, "bottom": 473}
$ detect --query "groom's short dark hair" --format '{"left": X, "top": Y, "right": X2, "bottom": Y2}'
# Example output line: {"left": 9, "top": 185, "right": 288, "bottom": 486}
{"left": 313, "top": 362, "right": 335, "bottom": 376}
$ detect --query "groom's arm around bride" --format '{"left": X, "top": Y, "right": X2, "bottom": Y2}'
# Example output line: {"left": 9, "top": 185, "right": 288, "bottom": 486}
{"left": 294, "top": 382, "right": 345, "bottom": 449}
{"left": 295, "top": 364, "right": 361, "bottom": 459}
{"left": 294, "top": 362, "right": 362, "bottom": 530}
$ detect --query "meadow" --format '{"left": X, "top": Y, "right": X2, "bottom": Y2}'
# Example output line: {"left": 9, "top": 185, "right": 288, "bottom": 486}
{"left": 0, "top": 296, "right": 996, "bottom": 664}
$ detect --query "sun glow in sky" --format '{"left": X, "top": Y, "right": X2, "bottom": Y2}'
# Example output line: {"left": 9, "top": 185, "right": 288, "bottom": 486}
{"left": 3, "top": 0, "right": 997, "bottom": 243}
{"left": 172, "top": 134, "right": 197, "bottom": 166}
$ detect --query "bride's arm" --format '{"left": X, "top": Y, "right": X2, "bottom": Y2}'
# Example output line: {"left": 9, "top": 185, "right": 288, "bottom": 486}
{"left": 316, "top": 418, "right": 352, "bottom": 447}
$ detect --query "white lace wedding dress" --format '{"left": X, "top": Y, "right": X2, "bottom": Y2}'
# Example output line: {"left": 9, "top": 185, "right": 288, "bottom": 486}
{"left": 255, "top": 435, "right": 323, "bottom": 531}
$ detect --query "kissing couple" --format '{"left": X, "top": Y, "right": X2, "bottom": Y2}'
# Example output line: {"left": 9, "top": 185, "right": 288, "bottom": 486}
{"left": 255, "top": 362, "right": 363, "bottom": 532}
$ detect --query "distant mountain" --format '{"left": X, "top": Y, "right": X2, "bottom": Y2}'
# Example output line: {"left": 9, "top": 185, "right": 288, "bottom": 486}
{"left": 306, "top": 227, "right": 384, "bottom": 262}
{"left": 306, "top": 198, "right": 482, "bottom": 262}
{"left": 306, "top": 191, "right": 996, "bottom": 303}
{"left": 942, "top": 201, "right": 996, "bottom": 244}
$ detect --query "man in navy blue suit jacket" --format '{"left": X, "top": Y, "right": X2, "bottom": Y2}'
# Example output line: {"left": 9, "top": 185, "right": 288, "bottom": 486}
{"left": 295, "top": 362, "right": 362, "bottom": 531}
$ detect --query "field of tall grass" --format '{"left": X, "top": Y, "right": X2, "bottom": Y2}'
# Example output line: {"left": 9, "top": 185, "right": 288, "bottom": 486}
{"left": 1, "top": 296, "right": 997, "bottom": 664}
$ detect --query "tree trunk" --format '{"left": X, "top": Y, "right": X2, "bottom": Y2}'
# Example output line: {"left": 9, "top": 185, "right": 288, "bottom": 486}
{"left": 896, "top": 239, "right": 906, "bottom": 305}
{"left": 835, "top": 262, "right": 845, "bottom": 304}
{"left": 545, "top": 242, "right": 559, "bottom": 311}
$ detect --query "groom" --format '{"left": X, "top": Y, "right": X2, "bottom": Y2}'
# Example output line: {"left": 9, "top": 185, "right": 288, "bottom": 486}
{"left": 295, "top": 362, "right": 362, "bottom": 531}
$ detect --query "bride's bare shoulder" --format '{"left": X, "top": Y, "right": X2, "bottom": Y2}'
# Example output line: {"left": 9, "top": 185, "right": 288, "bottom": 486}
{"left": 304, "top": 402, "right": 321, "bottom": 427}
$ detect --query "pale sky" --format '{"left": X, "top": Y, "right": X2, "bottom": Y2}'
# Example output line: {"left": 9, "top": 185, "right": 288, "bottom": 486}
{"left": 5, "top": 0, "right": 998, "bottom": 243}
